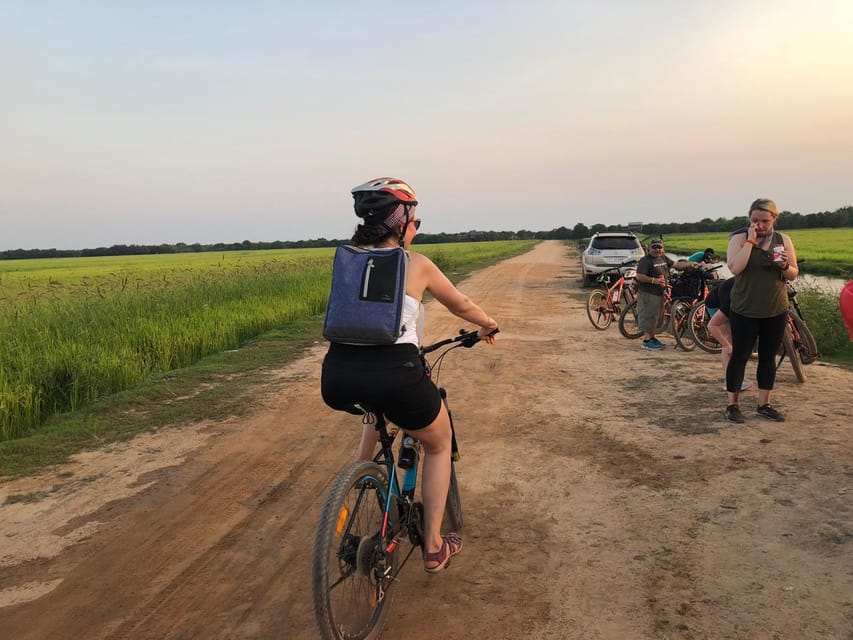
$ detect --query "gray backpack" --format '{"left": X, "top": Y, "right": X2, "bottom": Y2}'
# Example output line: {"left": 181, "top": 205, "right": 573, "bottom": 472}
{"left": 323, "top": 245, "right": 410, "bottom": 345}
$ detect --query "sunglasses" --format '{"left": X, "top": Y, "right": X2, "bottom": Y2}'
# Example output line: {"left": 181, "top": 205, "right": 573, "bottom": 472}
{"left": 412, "top": 219, "right": 421, "bottom": 231}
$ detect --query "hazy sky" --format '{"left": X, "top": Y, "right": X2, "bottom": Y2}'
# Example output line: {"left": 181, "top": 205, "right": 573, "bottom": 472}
{"left": 2, "top": 1, "right": 852, "bottom": 250}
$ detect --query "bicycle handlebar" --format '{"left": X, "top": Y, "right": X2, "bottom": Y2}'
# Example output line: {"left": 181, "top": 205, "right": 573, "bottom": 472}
{"left": 420, "top": 327, "right": 500, "bottom": 354}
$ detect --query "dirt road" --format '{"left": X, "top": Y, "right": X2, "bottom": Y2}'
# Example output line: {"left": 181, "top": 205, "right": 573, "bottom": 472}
{"left": 1, "top": 240, "right": 851, "bottom": 639}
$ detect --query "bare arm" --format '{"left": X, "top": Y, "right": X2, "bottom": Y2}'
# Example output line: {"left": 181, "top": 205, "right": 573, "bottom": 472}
{"left": 410, "top": 253, "right": 498, "bottom": 338}
{"left": 778, "top": 233, "right": 799, "bottom": 281}
{"left": 727, "top": 233, "right": 752, "bottom": 276}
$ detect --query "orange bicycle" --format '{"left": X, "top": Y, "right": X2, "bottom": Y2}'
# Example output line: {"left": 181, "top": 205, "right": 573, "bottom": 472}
{"left": 585, "top": 260, "right": 637, "bottom": 330}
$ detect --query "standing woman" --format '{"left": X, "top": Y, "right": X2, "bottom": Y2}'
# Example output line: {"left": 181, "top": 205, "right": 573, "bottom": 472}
{"left": 724, "top": 198, "right": 798, "bottom": 423}
{"left": 321, "top": 177, "right": 499, "bottom": 573}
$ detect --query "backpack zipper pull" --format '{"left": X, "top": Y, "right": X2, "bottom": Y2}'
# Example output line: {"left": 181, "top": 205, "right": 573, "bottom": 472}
{"left": 362, "top": 258, "right": 374, "bottom": 297}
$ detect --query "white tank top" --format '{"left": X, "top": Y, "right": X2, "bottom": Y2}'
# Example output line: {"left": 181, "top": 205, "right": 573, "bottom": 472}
{"left": 395, "top": 295, "right": 424, "bottom": 346}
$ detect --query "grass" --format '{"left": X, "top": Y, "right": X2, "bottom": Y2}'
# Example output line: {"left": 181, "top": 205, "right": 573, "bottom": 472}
{"left": 795, "top": 285, "right": 853, "bottom": 364}
{"left": 661, "top": 228, "right": 853, "bottom": 279}
{"left": 0, "top": 241, "right": 536, "bottom": 476}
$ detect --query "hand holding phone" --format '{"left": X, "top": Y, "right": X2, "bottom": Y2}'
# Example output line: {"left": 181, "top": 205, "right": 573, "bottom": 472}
{"left": 747, "top": 223, "right": 759, "bottom": 241}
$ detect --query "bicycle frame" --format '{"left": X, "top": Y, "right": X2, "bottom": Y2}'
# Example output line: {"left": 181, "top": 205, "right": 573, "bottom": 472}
{"left": 359, "top": 329, "right": 484, "bottom": 563}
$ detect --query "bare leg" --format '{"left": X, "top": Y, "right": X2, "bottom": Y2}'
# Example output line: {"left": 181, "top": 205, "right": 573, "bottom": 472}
{"left": 405, "top": 403, "right": 453, "bottom": 566}
{"left": 757, "top": 388, "right": 771, "bottom": 406}
{"left": 355, "top": 422, "right": 378, "bottom": 462}
{"left": 711, "top": 313, "right": 753, "bottom": 392}
{"left": 708, "top": 312, "right": 732, "bottom": 376}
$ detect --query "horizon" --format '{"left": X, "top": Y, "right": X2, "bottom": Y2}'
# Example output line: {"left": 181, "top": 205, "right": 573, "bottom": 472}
{"left": 2, "top": 2, "right": 852, "bottom": 251}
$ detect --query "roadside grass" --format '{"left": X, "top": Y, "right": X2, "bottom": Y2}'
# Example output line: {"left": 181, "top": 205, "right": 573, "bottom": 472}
{"left": 1, "top": 240, "right": 536, "bottom": 443}
{"left": 796, "top": 285, "right": 853, "bottom": 364}
{"left": 0, "top": 241, "right": 536, "bottom": 477}
{"left": 0, "top": 319, "right": 321, "bottom": 477}
{"left": 661, "top": 228, "right": 853, "bottom": 279}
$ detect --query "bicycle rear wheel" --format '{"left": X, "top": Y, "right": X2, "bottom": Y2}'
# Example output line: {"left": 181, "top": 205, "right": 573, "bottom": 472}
{"left": 688, "top": 302, "right": 722, "bottom": 354}
{"left": 586, "top": 289, "right": 613, "bottom": 330}
{"left": 313, "top": 461, "right": 399, "bottom": 640}
{"left": 671, "top": 300, "right": 696, "bottom": 351}
{"left": 781, "top": 325, "right": 806, "bottom": 383}
{"left": 441, "top": 462, "right": 463, "bottom": 534}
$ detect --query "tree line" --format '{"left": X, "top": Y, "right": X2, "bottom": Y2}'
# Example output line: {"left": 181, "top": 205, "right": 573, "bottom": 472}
{"left": 3, "top": 205, "right": 851, "bottom": 261}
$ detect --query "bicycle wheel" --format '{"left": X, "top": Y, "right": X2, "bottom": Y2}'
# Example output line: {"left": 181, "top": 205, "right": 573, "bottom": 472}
{"left": 618, "top": 299, "right": 643, "bottom": 339}
{"left": 441, "top": 461, "right": 463, "bottom": 534}
{"left": 689, "top": 302, "right": 722, "bottom": 354}
{"left": 671, "top": 300, "right": 696, "bottom": 351}
{"left": 781, "top": 325, "right": 806, "bottom": 383}
{"left": 789, "top": 312, "right": 819, "bottom": 364}
{"left": 586, "top": 289, "right": 613, "bottom": 330}
{"left": 623, "top": 284, "right": 636, "bottom": 308}
{"left": 313, "top": 461, "right": 399, "bottom": 640}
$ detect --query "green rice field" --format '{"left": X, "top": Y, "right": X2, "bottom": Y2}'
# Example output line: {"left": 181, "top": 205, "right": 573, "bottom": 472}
{"left": 662, "top": 228, "right": 853, "bottom": 279}
{"left": 0, "top": 240, "right": 536, "bottom": 441}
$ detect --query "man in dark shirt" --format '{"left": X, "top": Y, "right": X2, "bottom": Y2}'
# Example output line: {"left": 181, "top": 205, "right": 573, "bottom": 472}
{"left": 635, "top": 238, "right": 691, "bottom": 350}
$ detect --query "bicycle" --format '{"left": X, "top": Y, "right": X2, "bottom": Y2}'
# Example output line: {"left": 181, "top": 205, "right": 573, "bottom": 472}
{"left": 312, "top": 328, "right": 492, "bottom": 640}
{"left": 618, "top": 265, "right": 720, "bottom": 343}
{"left": 777, "top": 280, "right": 819, "bottom": 383}
{"left": 585, "top": 260, "right": 637, "bottom": 330}
{"left": 686, "top": 299, "right": 723, "bottom": 354}
{"left": 670, "top": 265, "right": 723, "bottom": 351}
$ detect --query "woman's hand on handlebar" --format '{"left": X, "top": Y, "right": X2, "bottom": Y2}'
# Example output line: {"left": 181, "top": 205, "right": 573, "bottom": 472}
{"left": 477, "top": 325, "right": 500, "bottom": 345}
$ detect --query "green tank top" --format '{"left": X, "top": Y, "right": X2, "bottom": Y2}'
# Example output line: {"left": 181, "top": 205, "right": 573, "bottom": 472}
{"left": 730, "top": 231, "right": 789, "bottom": 318}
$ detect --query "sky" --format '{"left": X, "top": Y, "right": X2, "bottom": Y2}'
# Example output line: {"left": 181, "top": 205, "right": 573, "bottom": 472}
{"left": 2, "top": 1, "right": 852, "bottom": 251}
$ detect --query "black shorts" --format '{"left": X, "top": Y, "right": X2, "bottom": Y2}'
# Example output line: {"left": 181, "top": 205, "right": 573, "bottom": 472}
{"left": 321, "top": 343, "right": 442, "bottom": 431}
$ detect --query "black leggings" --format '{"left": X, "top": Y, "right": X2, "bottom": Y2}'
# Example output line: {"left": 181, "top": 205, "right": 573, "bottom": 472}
{"left": 726, "top": 310, "right": 788, "bottom": 393}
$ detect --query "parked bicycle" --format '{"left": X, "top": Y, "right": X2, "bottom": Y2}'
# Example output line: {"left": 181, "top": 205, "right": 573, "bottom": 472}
{"left": 585, "top": 259, "right": 637, "bottom": 330}
{"left": 777, "top": 280, "right": 819, "bottom": 383}
{"left": 618, "top": 264, "right": 721, "bottom": 347}
{"left": 670, "top": 265, "right": 724, "bottom": 351}
{"left": 312, "top": 328, "right": 491, "bottom": 640}
{"left": 686, "top": 298, "right": 723, "bottom": 354}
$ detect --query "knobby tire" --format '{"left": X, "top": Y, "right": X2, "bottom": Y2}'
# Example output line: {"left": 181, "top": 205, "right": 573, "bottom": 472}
{"left": 782, "top": 325, "right": 806, "bottom": 384}
{"left": 441, "top": 462, "right": 463, "bottom": 534}
{"left": 688, "top": 302, "right": 722, "bottom": 354}
{"left": 313, "top": 461, "right": 399, "bottom": 640}
{"left": 672, "top": 300, "right": 696, "bottom": 351}
{"left": 790, "top": 312, "right": 819, "bottom": 365}
{"left": 586, "top": 289, "right": 614, "bottom": 330}
{"left": 618, "top": 299, "right": 642, "bottom": 339}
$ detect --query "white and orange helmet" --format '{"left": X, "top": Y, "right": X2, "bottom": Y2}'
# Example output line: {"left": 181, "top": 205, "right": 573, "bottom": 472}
{"left": 351, "top": 177, "right": 418, "bottom": 225}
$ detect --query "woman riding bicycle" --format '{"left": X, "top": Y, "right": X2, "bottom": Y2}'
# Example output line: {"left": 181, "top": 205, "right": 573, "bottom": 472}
{"left": 321, "top": 177, "right": 499, "bottom": 573}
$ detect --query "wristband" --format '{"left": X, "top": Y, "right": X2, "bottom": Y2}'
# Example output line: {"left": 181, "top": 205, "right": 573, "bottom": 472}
{"left": 745, "top": 239, "right": 756, "bottom": 247}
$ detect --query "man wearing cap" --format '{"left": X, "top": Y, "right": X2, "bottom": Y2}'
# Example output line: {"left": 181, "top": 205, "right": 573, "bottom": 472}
{"left": 635, "top": 238, "right": 692, "bottom": 350}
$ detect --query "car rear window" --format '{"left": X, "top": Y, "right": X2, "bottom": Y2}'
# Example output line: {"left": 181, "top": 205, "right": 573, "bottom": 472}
{"left": 591, "top": 237, "right": 640, "bottom": 250}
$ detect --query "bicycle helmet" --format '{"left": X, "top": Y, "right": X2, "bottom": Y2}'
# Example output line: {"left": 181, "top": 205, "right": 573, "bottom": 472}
{"left": 351, "top": 177, "right": 418, "bottom": 225}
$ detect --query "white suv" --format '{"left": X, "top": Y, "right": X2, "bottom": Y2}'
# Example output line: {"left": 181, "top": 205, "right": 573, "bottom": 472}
{"left": 581, "top": 232, "right": 644, "bottom": 286}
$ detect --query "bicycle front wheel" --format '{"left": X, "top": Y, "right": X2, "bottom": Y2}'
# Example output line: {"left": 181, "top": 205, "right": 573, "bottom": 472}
{"left": 586, "top": 289, "right": 613, "bottom": 330}
{"left": 618, "top": 299, "right": 643, "bottom": 339}
{"left": 672, "top": 300, "right": 696, "bottom": 351}
{"left": 441, "top": 462, "right": 463, "bottom": 534}
{"left": 313, "top": 461, "right": 399, "bottom": 640}
{"left": 689, "top": 302, "right": 722, "bottom": 354}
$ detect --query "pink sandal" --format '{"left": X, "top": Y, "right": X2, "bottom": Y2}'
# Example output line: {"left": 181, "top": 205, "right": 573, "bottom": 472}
{"left": 423, "top": 533, "right": 463, "bottom": 574}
